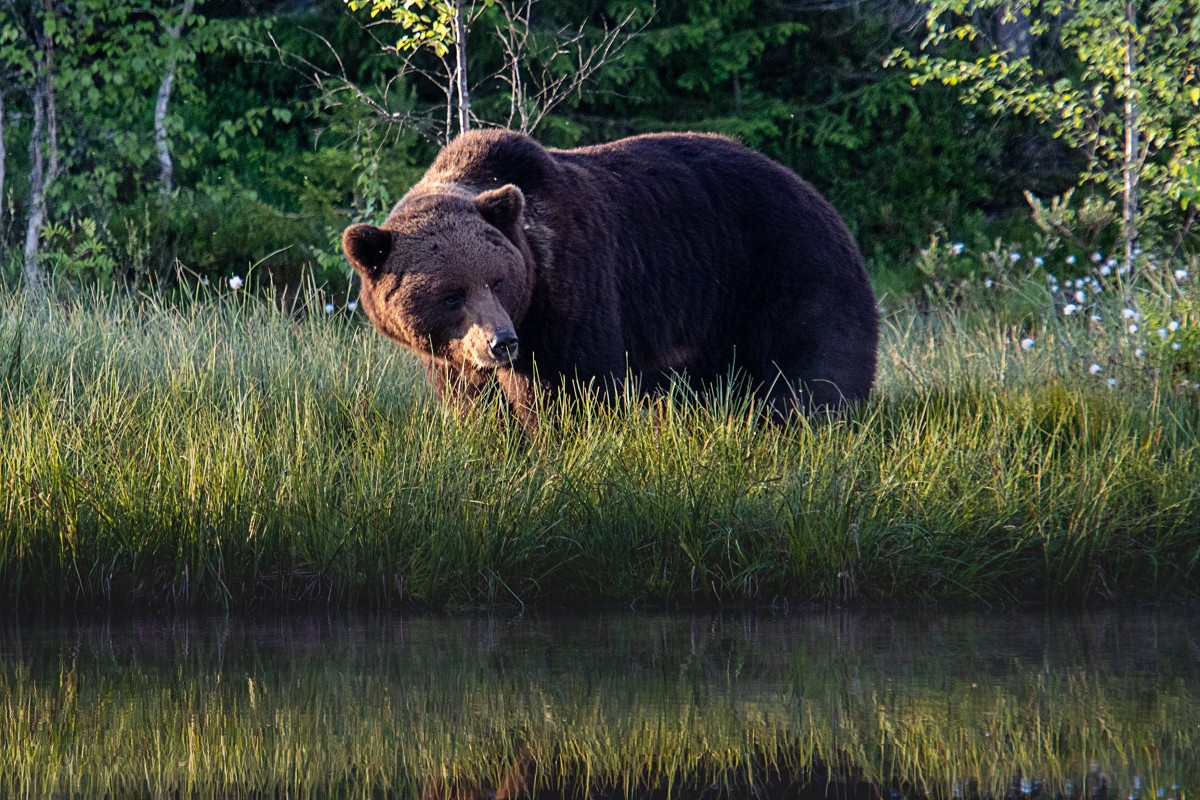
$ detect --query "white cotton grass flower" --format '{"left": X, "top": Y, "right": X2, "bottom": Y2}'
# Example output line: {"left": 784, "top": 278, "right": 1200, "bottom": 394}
{"left": 1135, "top": 348, "right": 1146, "bottom": 358}
{"left": 984, "top": 278, "right": 994, "bottom": 288}
{"left": 347, "top": 300, "right": 359, "bottom": 312}
{"left": 1010, "top": 251, "right": 1022, "bottom": 262}
{"left": 1168, "top": 320, "right": 1180, "bottom": 331}
{"left": 1099, "top": 264, "right": 1112, "bottom": 276}
{"left": 1173, "top": 342, "right": 1182, "bottom": 350}
{"left": 1091, "top": 251, "right": 1103, "bottom": 263}
{"left": 1175, "top": 269, "right": 1189, "bottom": 282}
{"left": 200, "top": 276, "right": 210, "bottom": 286}
{"left": 1128, "top": 324, "right": 1139, "bottom": 333}
{"left": 1121, "top": 308, "right": 1138, "bottom": 320}
{"left": 1066, "top": 254, "right": 1077, "bottom": 265}
{"left": 1074, "top": 290, "right": 1086, "bottom": 303}
{"left": 1090, "top": 314, "right": 1102, "bottom": 322}
{"left": 325, "top": 302, "right": 336, "bottom": 314}
{"left": 1089, "top": 363, "right": 1102, "bottom": 375}
{"left": 1158, "top": 328, "right": 1169, "bottom": 339}
{"left": 1047, "top": 273, "right": 1057, "bottom": 283}
{"left": 1034, "top": 256, "right": 1045, "bottom": 267}
{"left": 1063, "top": 303, "right": 1079, "bottom": 316}
{"left": 1021, "top": 337, "right": 1035, "bottom": 350}
{"left": 229, "top": 275, "right": 244, "bottom": 290}
{"left": 950, "top": 242, "right": 965, "bottom": 255}
{"left": 1106, "top": 377, "right": 1118, "bottom": 387}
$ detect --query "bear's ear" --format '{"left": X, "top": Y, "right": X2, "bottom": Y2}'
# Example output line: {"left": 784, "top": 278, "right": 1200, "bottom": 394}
{"left": 475, "top": 184, "right": 525, "bottom": 229}
{"left": 342, "top": 224, "right": 393, "bottom": 274}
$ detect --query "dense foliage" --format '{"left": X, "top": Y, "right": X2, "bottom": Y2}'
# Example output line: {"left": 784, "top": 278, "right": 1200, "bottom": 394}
{"left": 3, "top": 0, "right": 1157, "bottom": 297}
{"left": 893, "top": 0, "right": 1200, "bottom": 266}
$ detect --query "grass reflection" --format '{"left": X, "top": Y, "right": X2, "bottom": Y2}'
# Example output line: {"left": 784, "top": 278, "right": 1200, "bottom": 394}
{"left": 1, "top": 613, "right": 1197, "bottom": 799}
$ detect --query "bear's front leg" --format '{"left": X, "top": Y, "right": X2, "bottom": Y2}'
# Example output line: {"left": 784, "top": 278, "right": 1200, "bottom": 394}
{"left": 421, "top": 357, "right": 492, "bottom": 419}
{"left": 496, "top": 367, "right": 550, "bottom": 433}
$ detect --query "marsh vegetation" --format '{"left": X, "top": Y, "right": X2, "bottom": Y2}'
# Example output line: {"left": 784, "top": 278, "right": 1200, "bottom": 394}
{"left": 1, "top": 241, "right": 1197, "bottom": 609}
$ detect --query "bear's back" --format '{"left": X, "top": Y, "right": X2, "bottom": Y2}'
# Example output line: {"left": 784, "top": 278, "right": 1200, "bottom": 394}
{"left": 424, "top": 130, "right": 558, "bottom": 193}
{"left": 422, "top": 130, "right": 799, "bottom": 216}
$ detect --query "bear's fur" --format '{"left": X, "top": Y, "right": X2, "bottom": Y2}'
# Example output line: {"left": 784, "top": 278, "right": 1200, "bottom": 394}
{"left": 343, "top": 130, "right": 878, "bottom": 425}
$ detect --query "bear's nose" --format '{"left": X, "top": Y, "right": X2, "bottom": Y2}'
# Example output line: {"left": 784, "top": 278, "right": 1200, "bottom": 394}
{"left": 490, "top": 331, "right": 519, "bottom": 360}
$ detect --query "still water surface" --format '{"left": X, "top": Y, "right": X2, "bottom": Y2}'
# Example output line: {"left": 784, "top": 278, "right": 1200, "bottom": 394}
{"left": 1, "top": 610, "right": 1197, "bottom": 799}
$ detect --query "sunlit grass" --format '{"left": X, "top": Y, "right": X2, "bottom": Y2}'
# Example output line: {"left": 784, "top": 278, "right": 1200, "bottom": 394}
{"left": 0, "top": 255, "right": 1198, "bottom": 608}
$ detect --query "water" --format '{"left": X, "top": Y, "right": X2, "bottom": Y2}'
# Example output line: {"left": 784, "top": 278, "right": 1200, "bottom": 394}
{"left": 1, "top": 610, "right": 1197, "bottom": 799}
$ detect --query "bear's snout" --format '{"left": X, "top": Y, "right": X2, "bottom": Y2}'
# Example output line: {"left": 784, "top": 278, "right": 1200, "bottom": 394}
{"left": 460, "top": 319, "right": 518, "bottom": 370}
{"left": 489, "top": 331, "right": 519, "bottom": 361}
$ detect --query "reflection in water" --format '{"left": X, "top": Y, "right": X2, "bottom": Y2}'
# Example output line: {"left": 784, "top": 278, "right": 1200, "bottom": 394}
{"left": 1, "top": 611, "right": 1197, "bottom": 799}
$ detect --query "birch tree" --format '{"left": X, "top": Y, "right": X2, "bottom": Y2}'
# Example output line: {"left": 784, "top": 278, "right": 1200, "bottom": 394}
{"left": 0, "top": 0, "right": 62, "bottom": 294}
{"left": 1, "top": 0, "right": 227, "bottom": 288}
{"left": 891, "top": 0, "right": 1200, "bottom": 260}
{"left": 346, "top": 0, "right": 479, "bottom": 142}
{"left": 154, "top": 0, "right": 197, "bottom": 199}
{"left": 343, "top": 0, "right": 641, "bottom": 142}
{"left": 3, "top": 0, "right": 119, "bottom": 291}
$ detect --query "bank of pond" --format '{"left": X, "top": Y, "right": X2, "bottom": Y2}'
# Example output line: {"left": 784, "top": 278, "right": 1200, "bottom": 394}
{"left": 2, "top": 287, "right": 1199, "bottom": 608}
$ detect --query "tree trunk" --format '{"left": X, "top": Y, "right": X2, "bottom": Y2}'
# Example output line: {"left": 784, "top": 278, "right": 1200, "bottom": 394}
{"left": 452, "top": 0, "right": 470, "bottom": 135}
{"left": 0, "top": 90, "right": 7, "bottom": 240}
{"left": 155, "top": 67, "right": 177, "bottom": 197}
{"left": 1122, "top": 0, "right": 1139, "bottom": 268}
{"left": 23, "top": 78, "right": 48, "bottom": 295}
{"left": 23, "top": 21, "right": 60, "bottom": 298}
{"left": 155, "top": 0, "right": 195, "bottom": 199}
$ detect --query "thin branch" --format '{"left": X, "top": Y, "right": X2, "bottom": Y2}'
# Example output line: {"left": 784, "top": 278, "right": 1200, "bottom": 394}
{"left": 452, "top": 0, "right": 470, "bottom": 135}
{"left": 492, "top": 1, "right": 647, "bottom": 134}
{"left": 267, "top": 29, "right": 431, "bottom": 138}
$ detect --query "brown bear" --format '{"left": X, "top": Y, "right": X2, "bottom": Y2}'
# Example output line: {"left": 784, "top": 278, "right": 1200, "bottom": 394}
{"left": 342, "top": 130, "right": 878, "bottom": 426}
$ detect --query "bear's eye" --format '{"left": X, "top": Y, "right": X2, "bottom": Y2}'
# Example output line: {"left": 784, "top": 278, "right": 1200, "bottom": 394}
{"left": 443, "top": 291, "right": 466, "bottom": 310}
{"left": 491, "top": 278, "right": 503, "bottom": 291}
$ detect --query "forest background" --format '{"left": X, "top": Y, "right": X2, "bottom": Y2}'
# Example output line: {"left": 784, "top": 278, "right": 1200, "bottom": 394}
{"left": 5, "top": 0, "right": 1195, "bottom": 300}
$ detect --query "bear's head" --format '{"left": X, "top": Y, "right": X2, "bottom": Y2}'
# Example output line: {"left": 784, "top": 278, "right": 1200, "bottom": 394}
{"left": 343, "top": 184, "right": 535, "bottom": 370}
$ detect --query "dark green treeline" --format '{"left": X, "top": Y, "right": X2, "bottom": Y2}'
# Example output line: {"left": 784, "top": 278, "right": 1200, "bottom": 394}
{"left": 0, "top": 0, "right": 1071, "bottom": 294}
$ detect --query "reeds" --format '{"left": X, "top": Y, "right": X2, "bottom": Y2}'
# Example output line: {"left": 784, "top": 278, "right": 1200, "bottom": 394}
{"left": 0, "top": 260, "right": 1197, "bottom": 608}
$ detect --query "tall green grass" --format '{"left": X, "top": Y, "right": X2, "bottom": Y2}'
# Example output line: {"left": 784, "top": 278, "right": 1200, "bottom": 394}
{"left": 0, "top": 268, "right": 1198, "bottom": 608}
